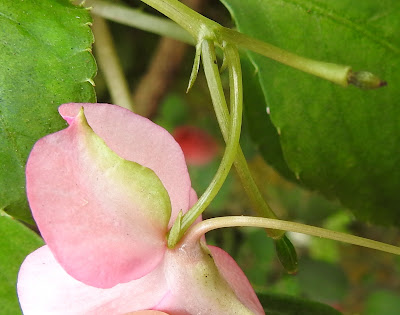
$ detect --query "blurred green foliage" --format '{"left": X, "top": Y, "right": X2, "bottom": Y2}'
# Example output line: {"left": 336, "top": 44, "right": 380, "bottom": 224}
{"left": 0, "top": 214, "right": 44, "bottom": 314}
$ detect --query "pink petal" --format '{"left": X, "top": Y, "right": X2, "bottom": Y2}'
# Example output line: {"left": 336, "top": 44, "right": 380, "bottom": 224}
{"left": 26, "top": 109, "right": 172, "bottom": 288}
{"left": 209, "top": 245, "right": 265, "bottom": 314}
{"left": 173, "top": 126, "right": 219, "bottom": 166}
{"left": 59, "top": 103, "right": 192, "bottom": 226}
{"left": 155, "top": 243, "right": 264, "bottom": 314}
{"left": 18, "top": 246, "right": 169, "bottom": 315}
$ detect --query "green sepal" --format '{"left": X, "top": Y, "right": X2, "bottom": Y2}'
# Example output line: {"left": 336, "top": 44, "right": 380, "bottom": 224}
{"left": 275, "top": 234, "right": 298, "bottom": 274}
{"left": 186, "top": 41, "right": 203, "bottom": 92}
{"left": 168, "top": 211, "right": 183, "bottom": 248}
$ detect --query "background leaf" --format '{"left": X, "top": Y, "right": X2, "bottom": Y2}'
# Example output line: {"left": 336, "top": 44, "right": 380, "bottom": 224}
{"left": 0, "top": 213, "right": 44, "bottom": 314}
{"left": 0, "top": 0, "right": 96, "bottom": 223}
{"left": 297, "top": 259, "right": 349, "bottom": 303}
{"left": 241, "top": 56, "right": 296, "bottom": 181}
{"left": 364, "top": 290, "right": 400, "bottom": 315}
{"left": 257, "top": 290, "right": 342, "bottom": 315}
{"left": 221, "top": 0, "right": 400, "bottom": 224}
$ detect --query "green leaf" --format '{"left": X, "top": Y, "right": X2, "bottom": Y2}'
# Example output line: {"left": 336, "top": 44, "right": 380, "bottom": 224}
{"left": 297, "top": 259, "right": 349, "bottom": 303}
{"left": 221, "top": 0, "right": 400, "bottom": 224}
{"left": 257, "top": 290, "right": 342, "bottom": 315}
{"left": 241, "top": 56, "right": 296, "bottom": 181}
{"left": 0, "top": 0, "right": 96, "bottom": 223}
{"left": 0, "top": 212, "right": 44, "bottom": 314}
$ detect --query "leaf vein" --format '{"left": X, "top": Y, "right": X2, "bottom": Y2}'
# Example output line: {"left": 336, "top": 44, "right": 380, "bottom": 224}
{"left": 0, "top": 11, "right": 19, "bottom": 25}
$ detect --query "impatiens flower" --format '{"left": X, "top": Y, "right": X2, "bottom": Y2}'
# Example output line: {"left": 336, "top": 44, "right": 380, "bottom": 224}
{"left": 173, "top": 125, "right": 219, "bottom": 166}
{"left": 17, "top": 103, "right": 264, "bottom": 314}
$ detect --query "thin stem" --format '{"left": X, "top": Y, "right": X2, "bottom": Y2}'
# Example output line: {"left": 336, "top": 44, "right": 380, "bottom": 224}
{"left": 178, "top": 40, "right": 242, "bottom": 237}
{"left": 182, "top": 216, "right": 400, "bottom": 256}
{"left": 220, "top": 28, "right": 352, "bottom": 87}
{"left": 139, "top": 0, "right": 219, "bottom": 39}
{"left": 92, "top": 15, "right": 135, "bottom": 111}
{"left": 137, "top": 0, "right": 352, "bottom": 86}
{"left": 89, "top": 0, "right": 194, "bottom": 44}
{"left": 233, "top": 152, "right": 283, "bottom": 239}
{"left": 200, "top": 37, "right": 283, "bottom": 239}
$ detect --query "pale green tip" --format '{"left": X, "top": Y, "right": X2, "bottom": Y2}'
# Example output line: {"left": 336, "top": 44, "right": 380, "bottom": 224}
{"left": 348, "top": 71, "right": 387, "bottom": 90}
{"left": 186, "top": 43, "right": 202, "bottom": 93}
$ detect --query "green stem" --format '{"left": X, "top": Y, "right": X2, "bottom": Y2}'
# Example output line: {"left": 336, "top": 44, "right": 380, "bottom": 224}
{"left": 220, "top": 28, "right": 351, "bottom": 87}
{"left": 89, "top": 0, "right": 194, "bottom": 44}
{"left": 182, "top": 216, "right": 400, "bottom": 256}
{"left": 234, "top": 152, "right": 282, "bottom": 238}
{"left": 201, "top": 40, "right": 295, "bottom": 272}
{"left": 139, "top": 0, "right": 219, "bottom": 40}
{"left": 200, "top": 38, "right": 283, "bottom": 239}
{"left": 177, "top": 40, "right": 243, "bottom": 239}
{"left": 92, "top": 15, "right": 135, "bottom": 111}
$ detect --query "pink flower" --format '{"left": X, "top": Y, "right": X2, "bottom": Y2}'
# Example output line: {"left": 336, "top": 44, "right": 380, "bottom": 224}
{"left": 17, "top": 103, "right": 264, "bottom": 315}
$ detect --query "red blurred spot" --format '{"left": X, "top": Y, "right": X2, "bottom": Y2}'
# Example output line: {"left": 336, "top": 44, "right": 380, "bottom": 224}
{"left": 173, "top": 126, "right": 219, "bottom": 166}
